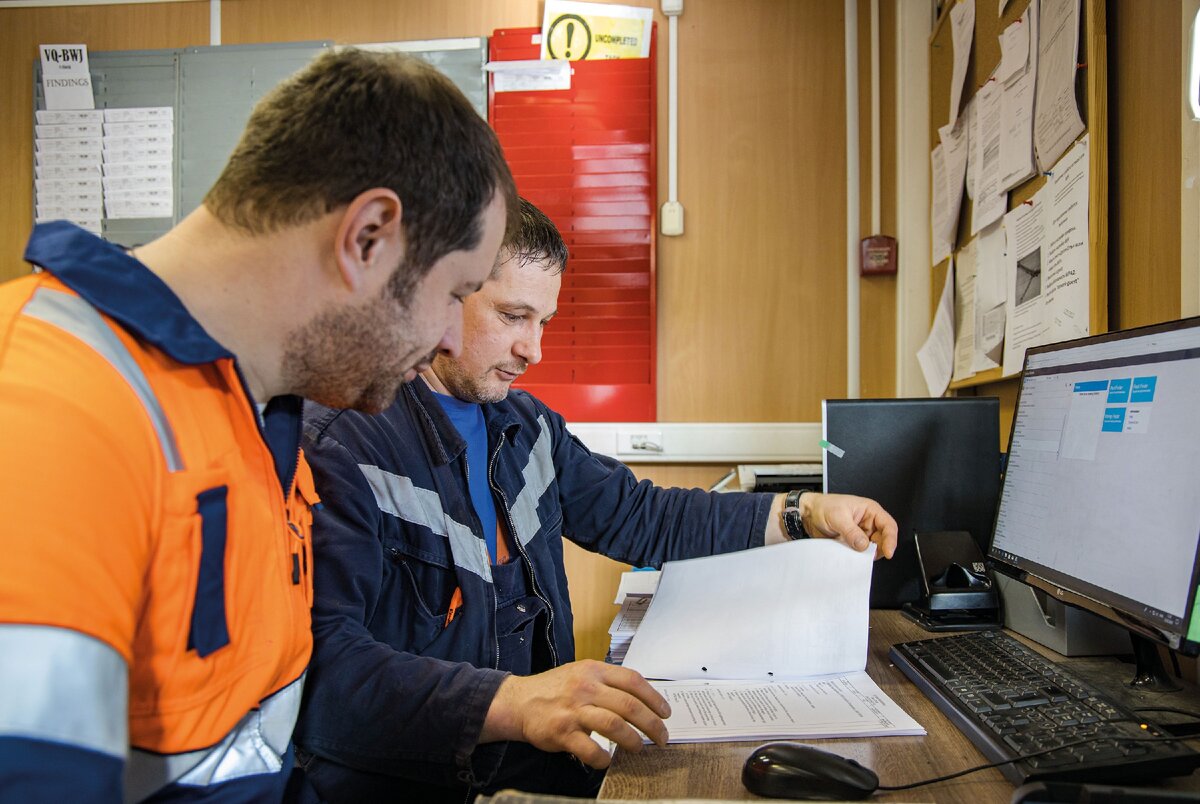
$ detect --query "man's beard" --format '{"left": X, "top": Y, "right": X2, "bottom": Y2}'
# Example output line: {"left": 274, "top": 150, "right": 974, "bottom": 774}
{"left": 433, "top": 355, "right": 525, "bottom": 404}
{"left": 280, "top": 292, "right": 418, "bottom": 414}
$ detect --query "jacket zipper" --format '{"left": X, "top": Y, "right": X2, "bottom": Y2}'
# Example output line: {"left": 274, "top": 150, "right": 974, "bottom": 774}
{"left": 488, "top": 431, "right": 558, "bottom": 667}
{"left": 461, "top": 442, "right": 502, "bottom": 671}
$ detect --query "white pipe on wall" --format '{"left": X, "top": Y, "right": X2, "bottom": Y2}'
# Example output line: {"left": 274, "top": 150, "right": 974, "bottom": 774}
{"left": 844, "top": 0, "right": 861, "bottom": 398}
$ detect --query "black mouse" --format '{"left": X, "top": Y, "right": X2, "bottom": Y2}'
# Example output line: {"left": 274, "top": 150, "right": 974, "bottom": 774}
{"left": 742, "top": 742, "right": 879, "bottom": 801}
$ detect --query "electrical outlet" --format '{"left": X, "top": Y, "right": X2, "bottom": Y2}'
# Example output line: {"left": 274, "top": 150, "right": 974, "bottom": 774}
{"left": 618, "top": 429, "right": 664, "bottom": 454}
{"left": 660, "top": 201, "right": 684, "bottom": 236}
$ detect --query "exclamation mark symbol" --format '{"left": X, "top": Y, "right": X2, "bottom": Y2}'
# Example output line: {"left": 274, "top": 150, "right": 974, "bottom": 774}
{"left": 565, "top": 21, "right": 574, "bottom": 59}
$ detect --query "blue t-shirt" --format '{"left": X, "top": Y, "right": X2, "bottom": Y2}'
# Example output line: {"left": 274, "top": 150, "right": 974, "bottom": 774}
{"left": 432, "top": 389, "right": 500, "bottom": 562}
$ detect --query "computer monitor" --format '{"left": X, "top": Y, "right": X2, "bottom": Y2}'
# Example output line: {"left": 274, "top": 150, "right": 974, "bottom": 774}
{"left": 822, "top": 397, "right": 1001, "bottom": 608}
{"left": 989, "top": 316, "right": 1200, "bottom": 662}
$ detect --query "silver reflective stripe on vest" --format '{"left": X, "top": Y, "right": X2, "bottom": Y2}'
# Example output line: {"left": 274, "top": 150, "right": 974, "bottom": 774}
{"left": 124, "top": 673, "right": 305, "bottom": 802}
{"left": 509, "top": 416, "right": 556, "bottom": 548}
{"left": 357, "top": 463, "right": 492, "bottom": 582}
{"left": 22, "top": 287, "right": 184, "bottom": 472}
{"left": 0, "top": 624, "right": 128, "bottom": 758}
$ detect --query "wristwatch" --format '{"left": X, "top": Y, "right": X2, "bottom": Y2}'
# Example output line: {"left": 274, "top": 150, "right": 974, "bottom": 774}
{"left": 781, "top": 489, "right": 810, "bottom": 540}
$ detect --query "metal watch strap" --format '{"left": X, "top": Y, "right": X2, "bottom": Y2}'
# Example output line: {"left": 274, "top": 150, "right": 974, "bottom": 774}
{"left": 781, "top": 489, "right": 809, "bottom": 540}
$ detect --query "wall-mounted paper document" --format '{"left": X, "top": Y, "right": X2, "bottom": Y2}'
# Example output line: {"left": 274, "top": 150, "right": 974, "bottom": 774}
{"left": 541, "top": 0, "right": 652, "bottom": 60}
{"left": 965, "top": 98, "right": 979, "bottom": 201}
{"left": 953, "top": 238, "right": 979, "bottom": 383}
{"left": 486, "top": 59, "right": 571, "bottom": 92}
{"left": 1041, "top": 135, "right": 1090, "bottom": 341}
{"left": 918, "top": 261, "right": 956, "bottom": 397}
{"left": 931, "top": 145, "right": 953, "bottom": 266}
{"left": 972, "top": 74, "right": 1008, "bottom": 234}
{"left": 649, "top": 673, "right": 925, "bottom": 743}
{"left": 1002, "top": 199, "right": 1046, "bottom": 375}
{"left": 1002, "top": 135, "right": 1090, "bottom": 375}
{"left": 999, "top": 2, "right": 1038, "bottom": 191}
{"left": 622, "top": 540, "right": 873, "bottom": 681}
{"left": 948, "top": 0, "right": 976, "bottom": 127}
{"left": 973, "top": 220, "right": 1007, "bottom": 371}
{"left": 996, "top": 13, "right": 1030, "bottom": 84}
{"left": 1033, "top": 0, "right": 1084, "bottom": 171}
{"left": 40, "top": 44, "right": 93, "bottom": 110}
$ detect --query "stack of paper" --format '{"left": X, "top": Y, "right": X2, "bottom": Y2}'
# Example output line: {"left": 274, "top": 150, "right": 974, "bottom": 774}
{"left": 102, "top": 107, "right": 175, "bottom": 220}
{"left": 606, "top": 594, "right": 650, "bottom": 665}
{"left": 34, "top": 110, "right": 104, "bottom": 234}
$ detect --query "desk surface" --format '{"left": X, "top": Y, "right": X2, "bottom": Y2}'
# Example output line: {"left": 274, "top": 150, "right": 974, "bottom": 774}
{"left": 599, "top": 611, "right": 1200, "bottom": 801}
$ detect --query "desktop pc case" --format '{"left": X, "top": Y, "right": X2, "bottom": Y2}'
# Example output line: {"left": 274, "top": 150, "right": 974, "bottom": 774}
{"left": 822, "top": 398, "right": 1001, "bottom": 609}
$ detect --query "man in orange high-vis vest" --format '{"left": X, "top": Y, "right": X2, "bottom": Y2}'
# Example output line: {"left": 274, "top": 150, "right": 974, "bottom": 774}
{"left": 0, "top": 48, "right": 516, "bottom": 803}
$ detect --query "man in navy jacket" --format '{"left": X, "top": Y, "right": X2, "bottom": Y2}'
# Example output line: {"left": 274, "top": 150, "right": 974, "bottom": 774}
{"left": 295, "top": 200, "right": 898, "bottom": 802}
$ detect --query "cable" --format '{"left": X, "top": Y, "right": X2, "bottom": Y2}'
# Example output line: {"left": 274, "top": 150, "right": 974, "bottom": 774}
{"left": 875, "top": 734, "right": 1189, "bottom": 792}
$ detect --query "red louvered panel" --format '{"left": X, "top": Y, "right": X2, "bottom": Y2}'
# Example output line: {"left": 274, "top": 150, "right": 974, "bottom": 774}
{"left": 490, "top": 26, "right": 656, "bottom": 421}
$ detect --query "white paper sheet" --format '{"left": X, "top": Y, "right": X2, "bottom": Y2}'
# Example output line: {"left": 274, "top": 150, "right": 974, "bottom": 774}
{"left": 1002, "top": 199, "right": 1046, "bottom": 375}
{"left": 918, "top": 262, "right": 956, "bottom": 397}
{"left": 996, "top": 13, "right": 1030, "bottom": 84}
{"left": 486, "top": 59, "right": 571, "bottom": 92}
{"left": 948, "top": 0, "right": 976, "bottom": 126}
{"left": 931, "top": 144, "right": 953, "bottom": 265}
{"left": 1033, "top": 0, "right": 1085, "bottom": 171}
{"left": 999, "top": 2, "right": 1038, "bottom": 191}
{"left": 936, "top": 115, "right": 970, "bottom": 246}
{"left": 953, "top": 238, "right": 979, "bottom": 383}
{"left": 613, "top": 570, "right": 661, "bottom": 604}
{"left": 1042, "top": 135, "right": 1090, "bottom": 341}
{"left": 621, "top": 540, "right": 873, "bottom": 681}
{"left": 965, "top": 98, "right": 979, "bottom": 201}
{"left": 649, "top": 672, "right": 925, "bottom": 744}
{"left": 972, "top": 74, "right": 1008, "bottom": 234}
{"left": 973, "top": 220, "right": 1007, "bottom": 371}
{"left": 40, "top": 44, "right": 93, "bottom": 110}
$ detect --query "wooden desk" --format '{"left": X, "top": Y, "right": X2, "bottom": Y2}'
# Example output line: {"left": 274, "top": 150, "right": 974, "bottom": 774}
{"left": 599, "top": 611, "right": 1200, "bottom": 801}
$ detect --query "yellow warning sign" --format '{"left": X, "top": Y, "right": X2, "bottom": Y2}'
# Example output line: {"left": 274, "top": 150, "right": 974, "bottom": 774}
{"left": 540, "top": 1, "right": 652, "bottom": 61}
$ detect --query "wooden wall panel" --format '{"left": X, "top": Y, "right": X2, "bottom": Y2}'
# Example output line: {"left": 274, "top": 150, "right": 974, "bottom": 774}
{"left": 0, "top": 1, "right": 210, "bottom": 283}
{"left": 656, "top": 1, "right": 849, "bottom": 422}
{"left": 1110, "top": 0, "right": 1183, "bottom": 329}
{"left": 858, "top": 0, "right": 898, "bottom": 400}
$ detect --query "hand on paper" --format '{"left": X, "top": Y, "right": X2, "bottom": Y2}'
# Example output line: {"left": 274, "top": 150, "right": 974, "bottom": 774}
{"left": 480, "top": 659, "right": 671, "bottom": 768}
{"left": 802, "top": 493, "right": 898, "bottom": 559}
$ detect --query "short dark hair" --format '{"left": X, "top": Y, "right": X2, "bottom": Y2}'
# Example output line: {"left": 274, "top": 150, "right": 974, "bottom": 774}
{"left": 499, "top": 197, "right": 568, "bottom": 277}
{"left": 204, "top": 47, "right": 518, "bottom": 273}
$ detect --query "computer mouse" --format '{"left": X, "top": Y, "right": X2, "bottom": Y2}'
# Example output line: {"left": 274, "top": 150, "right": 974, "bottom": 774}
{"left": 742, "top": 742, "right": 879, "bottom": 801}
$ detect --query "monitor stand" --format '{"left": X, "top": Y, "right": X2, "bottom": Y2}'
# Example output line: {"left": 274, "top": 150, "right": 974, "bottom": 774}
{"left": 997, "top": 575, "right": 1130, "bottom": 656}
{"left": 1129, "top": 632, "right": 1181, "bottom": 692}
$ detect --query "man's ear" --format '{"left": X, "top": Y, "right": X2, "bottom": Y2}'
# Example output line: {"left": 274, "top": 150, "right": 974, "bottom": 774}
{"left": 333, "top": 188, "right": 404, "bottom": 293}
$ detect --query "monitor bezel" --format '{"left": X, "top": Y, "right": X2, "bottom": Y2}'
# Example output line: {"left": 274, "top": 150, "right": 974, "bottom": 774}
{"left": 986, "top": 315, "right": 1200, "bottom": 657}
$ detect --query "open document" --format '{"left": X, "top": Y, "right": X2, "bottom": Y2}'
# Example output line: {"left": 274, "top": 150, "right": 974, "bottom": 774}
{"left": 613, "top": 540, "right": 924, "bottom": 744}
{"left": 622, "top": 539, "right": 873, "bottom": 681}
{"left": 649, "top": 673, "right": 924, "bottom": 743}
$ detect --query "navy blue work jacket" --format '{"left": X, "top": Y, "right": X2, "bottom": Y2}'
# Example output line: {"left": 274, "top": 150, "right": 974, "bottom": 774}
{"left": 294, "top": 378, "right": 773, "bottom": 798}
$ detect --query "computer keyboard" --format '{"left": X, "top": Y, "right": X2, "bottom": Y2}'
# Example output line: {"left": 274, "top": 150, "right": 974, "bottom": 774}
{"left": 890, "top": 630, "right": 1200, "bottom": 785}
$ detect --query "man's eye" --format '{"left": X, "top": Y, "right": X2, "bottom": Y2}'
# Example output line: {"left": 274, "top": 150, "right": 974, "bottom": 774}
{"left": 501, "top": 312, "right": 522, "bottom": 323}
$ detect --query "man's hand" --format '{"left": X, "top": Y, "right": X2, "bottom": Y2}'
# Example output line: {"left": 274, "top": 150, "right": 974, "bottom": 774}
{"left": 801, "top": 492, "right": 898, "bottom": 559}
{"left": 479, "top": 660, "right": 670, "bottom": 769}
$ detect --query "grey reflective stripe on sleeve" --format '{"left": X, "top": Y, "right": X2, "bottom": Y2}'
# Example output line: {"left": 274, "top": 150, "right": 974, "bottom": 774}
{"left": 509, "top": 416, "right": 556, "bottom": 548}
{"left": 124, "top": 673, "right": 305, "bottom": 801}
{"left": 21, "top": 287, "right": 184, "bottom": 472}
{"left": 357, "top": 463, "right": 492, "bottom": 582}
{"left": 0, "top": 624, "right": 128, "bottom": 758}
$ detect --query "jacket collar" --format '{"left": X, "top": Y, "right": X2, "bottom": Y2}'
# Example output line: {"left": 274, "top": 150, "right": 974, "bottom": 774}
{"left": 23, "top": 221, "right": 233, "bottom": 365}
{"left": 405, "top": 378, "right": 523, "bottom": 467}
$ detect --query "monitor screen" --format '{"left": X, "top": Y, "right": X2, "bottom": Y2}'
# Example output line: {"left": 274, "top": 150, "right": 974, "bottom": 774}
{"left": 990, "top": 317, "right": 1200, "bottom": 653}
{"left": 822, "top": 397, "right": 1001, "bottom": 608}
